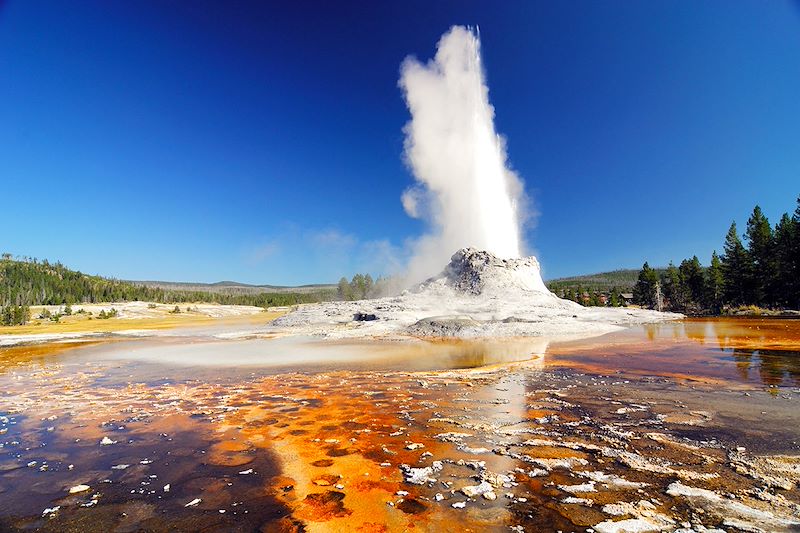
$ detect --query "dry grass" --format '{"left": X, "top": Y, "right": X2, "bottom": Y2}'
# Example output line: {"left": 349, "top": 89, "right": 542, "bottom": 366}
{"left": 0, "top": 308, "right": 286, "bottom": 336}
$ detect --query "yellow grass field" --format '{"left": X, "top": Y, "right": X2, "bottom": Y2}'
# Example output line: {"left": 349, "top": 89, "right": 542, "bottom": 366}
{"left": 0, "top": 304, "right": 286, "bottom": 336}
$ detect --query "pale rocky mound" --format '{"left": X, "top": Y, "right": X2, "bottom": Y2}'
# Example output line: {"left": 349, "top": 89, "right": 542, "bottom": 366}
{"left": 421, "top": 248, "right": 551, "bottom": 295}
{"left": 272, "top": 248, "right": 681, "bottom": 339}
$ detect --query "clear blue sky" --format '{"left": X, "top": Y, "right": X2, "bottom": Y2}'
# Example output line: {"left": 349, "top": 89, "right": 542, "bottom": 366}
{"left": 2, "top": 1, "right": 799, "bottom": 284}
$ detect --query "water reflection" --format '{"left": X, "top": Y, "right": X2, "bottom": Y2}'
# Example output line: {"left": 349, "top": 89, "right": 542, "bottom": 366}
{"left": 86, "top": 337, "right": 549, "bottom": 371}
{"left": 708, "top": 319, "right": 800, "bottom": 387}
{"left": 551, "top": 318, "right": 800, "bottom": 388}
{"left": 731, "top": 348, "right": 800, "bottom": 387}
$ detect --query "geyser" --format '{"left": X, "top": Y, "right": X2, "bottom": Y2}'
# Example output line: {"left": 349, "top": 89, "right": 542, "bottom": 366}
{"left": 399, "top": 25, "right": 527, "bottom": 283}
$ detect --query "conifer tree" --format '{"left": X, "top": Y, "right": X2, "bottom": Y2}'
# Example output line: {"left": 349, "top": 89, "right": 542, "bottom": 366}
{"left": 792, "top": 195, "right": 800, "bottom": 308}
{"left": 350, "top": 274, "right": 366, "bottom": 300}
{"left": 705, "top": 251, "right": 724, "bottom": 312}
{"left": 679, "top": 256, "right": 705, "bottom": 309}
{"left": 660, "top": 262, "right": 681, "bottom": 311}
{"left": 773, "top": 213, "right": 797, "bottom": 308}
{"left": 633, "top": 262, "right": 658, "bottom": 308}
{"left": 721, "top": 222, "right": 750, "bottom": 306}
{"left": 337, "top": 277, "right": 351, "bottom": 301}
{"left": 744, "top": 206, "right": 774, "bottom": 305}
{"left": 609, "top": 288, "right": 620, "bottom": 307}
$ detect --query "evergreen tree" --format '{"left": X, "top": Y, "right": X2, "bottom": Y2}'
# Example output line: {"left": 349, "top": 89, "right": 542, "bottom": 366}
{"left": 679, "top": 256, "right": 704, "bottom": 310}
{"left": 744, "top": 205, "right": 774, "bottom": 305}
{"left": 575, "top": 285, "right": 585, "bottom": 306}
{"left": 350, "top": 274, "right": 365, "bottom": 300}
{"left": 1, "top": 304, "right": 30, "bottom": 325}
{"left": 17, "top": 304, "right": 30, "bottom": 325}
{"left": 773, "top": 213, "right": 797, "bottom": 308}
{"left": 792, "top": 195, "right": 800, "bottom": 308}
{"left": 633, "top": 262, "right": 658, "bottom": 308}
{"left": 661, "top": 262, "right": 683, "bottom": 310}
{"left": 608, "top": 288, "right": 620, "bottom": 307}
{"left": 337, "top": 277, "right": 351, "bottom": 301}
{"left": 705, "top": 251, "right": 724, "bottom": 312}
{"left": 721, "top": 222, "right": 750, "bottom": 306}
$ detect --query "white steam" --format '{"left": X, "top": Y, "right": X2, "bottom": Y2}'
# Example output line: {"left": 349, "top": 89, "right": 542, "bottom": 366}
{"left": 399, "top": 25, "right": 527, "bottom": 283}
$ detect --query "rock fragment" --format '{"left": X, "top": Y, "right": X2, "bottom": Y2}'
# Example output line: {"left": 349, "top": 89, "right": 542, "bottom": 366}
{"left": 400, "top": 461, "right": 443, "bottom": 485}
{"left": 68, "top": 484, "right": 91, "bottom": 494}
{"left": 41, "top": 506, "right": 60, "bottom": 518}
{"left": 593, "top": 518, "right": 666, "bottom": 533}
{"left": 461, "top": 481, "right": 494, "bottom": 498}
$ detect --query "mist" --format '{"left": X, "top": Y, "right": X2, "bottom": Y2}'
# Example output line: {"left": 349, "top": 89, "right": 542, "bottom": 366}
{"left": 399, "top": 25, "right": 528, "bottom": 283}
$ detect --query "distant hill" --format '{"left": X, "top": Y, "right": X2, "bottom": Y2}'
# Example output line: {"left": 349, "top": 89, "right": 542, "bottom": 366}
{"left": 129, "top": 280, "right": 336, "bottom": 295}
{"left": 547, "top": 268, "right": 667, "bottom": 293}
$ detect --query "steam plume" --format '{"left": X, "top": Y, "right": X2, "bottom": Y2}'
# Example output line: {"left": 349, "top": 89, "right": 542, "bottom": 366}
{"left": 399, "top": 25, "right": 527, "bottom": 283}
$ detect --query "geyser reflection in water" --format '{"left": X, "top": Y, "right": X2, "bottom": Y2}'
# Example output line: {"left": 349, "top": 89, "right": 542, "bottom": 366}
{"left": 94, "top": 336, "right": 549, "bottom": 372}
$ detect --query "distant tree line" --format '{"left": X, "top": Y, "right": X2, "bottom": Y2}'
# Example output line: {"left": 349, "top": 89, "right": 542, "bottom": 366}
{"left": 336, "top": 273, "right": 394, "bottom": 301}
{"left": 0, "top": 255, "right": 336, "bottom": 325}
{"left": 633, "top": 197, "right": 800, "bottom": 314}
{"left": 548, "top": 269, "right": 651, "bottom": 294}
{"left": 555, "top": 286, "right": 628, "bottom": 308}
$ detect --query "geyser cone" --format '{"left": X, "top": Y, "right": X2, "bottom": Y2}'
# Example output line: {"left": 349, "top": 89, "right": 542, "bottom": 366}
{"left": 417, "top": 248, "right": 550, "bottom": 296}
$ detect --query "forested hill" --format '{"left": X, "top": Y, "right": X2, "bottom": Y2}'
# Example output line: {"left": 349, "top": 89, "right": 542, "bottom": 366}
{"left": 547, "top": 268, "right": 667, "bottom": 293}
{"left": 131, "top": 279, "right": 335, "bottom": 295}
{"left": 0, "top": 255, "right": 335, "bottom": 308}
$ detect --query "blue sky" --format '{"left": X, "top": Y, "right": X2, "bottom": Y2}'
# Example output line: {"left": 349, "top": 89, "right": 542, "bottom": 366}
{"left": 1, "top": 1, "right": 799, "bottom": 284}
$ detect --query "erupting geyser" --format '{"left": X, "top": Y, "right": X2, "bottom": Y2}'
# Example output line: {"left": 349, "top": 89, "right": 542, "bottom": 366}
{"left": 270, "top": 26, "right": 683, "bottom": 341}
{"left": 400, "top": 26, "right": 527, "bottom": 283}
